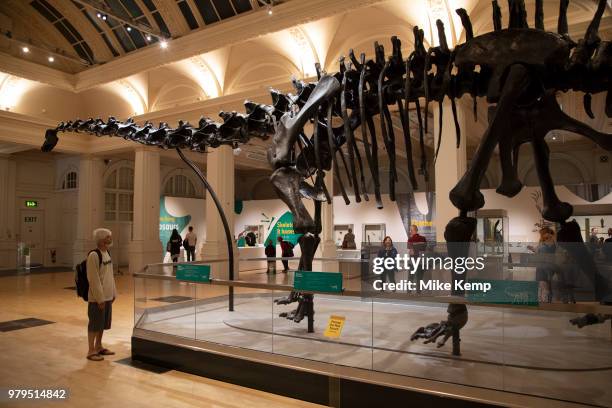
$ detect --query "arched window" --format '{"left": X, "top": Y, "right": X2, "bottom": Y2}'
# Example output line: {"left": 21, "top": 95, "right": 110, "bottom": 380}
{"left": 61, "top": 170, "right": 77, "bottom": 190}
{"left": 104, "top": 166, "right": 134, "bottom": 222}
{"left": 164, "top": 174, "right": 196, "bottom": 198}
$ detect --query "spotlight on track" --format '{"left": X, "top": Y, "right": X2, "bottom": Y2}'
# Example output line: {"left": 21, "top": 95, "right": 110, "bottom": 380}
{"left": 126, "top": 26, "right": 131, "bottom": 32}
{"left": 22, "top": 46, "right": 29, "bottom": 53}
{"left": 102, "top": 15, "right": 107, "bottom": 21}
{"left": 96, "top": 12, "right": 101, "bottom": 18}
{"left": 48, "top": 56, "right": 54, "bottom": 62}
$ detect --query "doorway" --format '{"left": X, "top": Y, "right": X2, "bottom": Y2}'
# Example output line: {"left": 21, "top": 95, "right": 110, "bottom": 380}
{"left": 20, "top": 210, "right": 44, "bottom": 265}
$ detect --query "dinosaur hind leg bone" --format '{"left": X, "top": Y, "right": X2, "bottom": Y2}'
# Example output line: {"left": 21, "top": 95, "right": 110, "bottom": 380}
{"left": 450, "top": 64, "right": 531, "bottom": 212}
{"left": 270, "top": 167, "right": 315, "bottom": 233}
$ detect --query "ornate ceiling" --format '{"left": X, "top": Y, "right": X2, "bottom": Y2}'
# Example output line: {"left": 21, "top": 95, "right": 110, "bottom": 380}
{"left": 0, "top": 0, "right": 608, "bottom": 164}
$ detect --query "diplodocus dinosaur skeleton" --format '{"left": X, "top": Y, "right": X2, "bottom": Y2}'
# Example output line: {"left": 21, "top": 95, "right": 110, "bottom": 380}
{"left": 42, "top": 0, "right": 611, "bottom": 355}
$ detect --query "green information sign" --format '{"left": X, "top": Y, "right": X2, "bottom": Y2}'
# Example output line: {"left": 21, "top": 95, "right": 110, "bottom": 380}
{"left": 176, "top": 264, "right": 211, "bottom": 283}
{"left": 25, "top": 200, "right": 38, "bottom": 208}
{"left": 293, "top": 271, "right": 343, "bottom": 293}
{"left": 466, "top": 279, "right": 538, "bottom": 306}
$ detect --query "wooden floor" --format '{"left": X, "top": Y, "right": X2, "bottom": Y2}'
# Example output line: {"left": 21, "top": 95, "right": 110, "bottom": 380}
{"left": 0, "top": 271, "right": 323, "bottom": 408}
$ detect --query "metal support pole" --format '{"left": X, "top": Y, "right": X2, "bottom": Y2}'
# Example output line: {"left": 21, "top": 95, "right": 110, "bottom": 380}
{"left": 176, "top": 148, "right": 234, "bottom": 311}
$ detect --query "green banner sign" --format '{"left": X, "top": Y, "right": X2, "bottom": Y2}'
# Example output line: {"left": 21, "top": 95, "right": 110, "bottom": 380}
{"left": 159, "top": 197, "right": 191, "bottom": 249}
{"left": 293, "top": 271, "right": 343, "bottom": 293}
{"left": 265, "top": 211, "right": 302, "bottom": 246}
{"left": 176, "top": 264, "right": 211, "bottom": 283}
{"left": 466, "top": 279, "right": 538, "bottom": 306}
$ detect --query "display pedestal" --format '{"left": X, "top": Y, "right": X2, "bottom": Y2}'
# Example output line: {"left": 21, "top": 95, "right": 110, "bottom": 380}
{"left": 131, "top": 330, "right": 507, "bottom": 407}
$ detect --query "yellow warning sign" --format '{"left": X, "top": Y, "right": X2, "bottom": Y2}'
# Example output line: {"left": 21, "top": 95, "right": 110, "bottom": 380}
{"left": 323, "top": 315, "right": 346, "bottom": 338}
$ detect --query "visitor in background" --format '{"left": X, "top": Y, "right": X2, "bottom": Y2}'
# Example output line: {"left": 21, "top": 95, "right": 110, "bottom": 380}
{"left": 604, "top": 228, "right": 612, "bottom": 261}
{"left": 265, "top": 239, "right": 276, "bottom": 274}
{"left": 528, "top": 227, "right": 558, "bottom": 303}
{"left": 167, "top": 229, "right": 182, "bottom": 263}
{"left": 589, "top": 227, "right": 600, "bottom": 254}
{"left": 86, "top": 228, "right": 116, "bottom": 361}
{"left": 184, "top": 226, "right": 197, "bottom": 262}
{"left": 377, "top": 236, "right": 398, "bottom": 289}
{"left": 278, "top": 236, "right": 294, "bottom": 273}
{"left": 342, "top": 228, "right": 357, "bottom": 249}
{"left": 408, "top": 224, "right": 427, "bottom": 292}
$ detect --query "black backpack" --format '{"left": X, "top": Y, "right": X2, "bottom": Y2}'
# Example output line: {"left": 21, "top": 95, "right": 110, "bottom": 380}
{"left": 74, "top": 249, "right": 108, "bottom": 301}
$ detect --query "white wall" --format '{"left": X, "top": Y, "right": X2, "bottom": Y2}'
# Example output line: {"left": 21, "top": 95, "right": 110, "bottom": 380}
{"left": 10, "top": 152, "right": 78, "bottom": 267}
{"left": 160, "top": 196, "right": 206, "bottom": 262}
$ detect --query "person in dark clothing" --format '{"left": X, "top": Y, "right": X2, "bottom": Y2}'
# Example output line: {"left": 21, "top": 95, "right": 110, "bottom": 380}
{"left": 265, "top": 239, "right": 276, "bottom": 274}
{"left": 408, "top": 225, "right": 427, "bottom": 292}
{"left": 528, "top": 227, "right": 557, "bottom": 303}
{"left": 167, "top": 229, "right": 183, "bottom": 263}
{"left": 604, "top": 228, "right": 612, "bottom": 262}
{"left": 184, "top": 226, "right": 197, "bottom": 262}
{"left": 278, "top": 236, "right": 294, "bottom": 273}
{"left": 589, "top": 227, "right": 600, "bottom": 255}
{"left": 377, "top": 236, "right": 398, "bottom": 288}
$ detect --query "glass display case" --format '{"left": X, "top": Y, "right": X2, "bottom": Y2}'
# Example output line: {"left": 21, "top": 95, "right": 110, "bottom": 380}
{"left": 132, "top": 250, "right": 612, "bottom": 407}
{"left": 16, "top": 242, "right": 30, "bottom": 270}
{"left": 240, "top": 224, "right": 263, "bottom": 246}
{"left": 570, "top": 214, "right": 612, "bottom": 243}
{"left": 475, "top": 209, "right": 508, "bottom": 256}
{"left": 362, "top": 223, "right": 385, "bottom": 246}
{"left": 334, "top": 223, "right": 354, "bottom": 248}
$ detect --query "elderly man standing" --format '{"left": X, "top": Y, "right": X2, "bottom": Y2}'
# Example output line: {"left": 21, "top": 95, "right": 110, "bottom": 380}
{"left": 86, "top": 228, "right": 116, "bottom": 361}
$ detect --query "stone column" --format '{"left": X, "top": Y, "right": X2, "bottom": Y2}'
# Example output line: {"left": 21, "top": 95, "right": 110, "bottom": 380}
{"left": 0, "top": 155, "right": 17, "bottom": 268}
{"left": 434, "top": 100, "right": 467, "bottom": 242}
{"left": 72, "top": 155, "right": 105, "bottom": 266}
{"left": 199, "top": 145, "right": 238, "bottom": 279}
{"left": 317, "top": 171, "right": 338, "bottom": 272}
{"left": 129, "top": 147, "right": 162, "bottom": 274}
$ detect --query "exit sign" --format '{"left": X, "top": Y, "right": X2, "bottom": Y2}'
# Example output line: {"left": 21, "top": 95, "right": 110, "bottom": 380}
{"left": 25, "top": 200, "right": 38, "bottom": 208}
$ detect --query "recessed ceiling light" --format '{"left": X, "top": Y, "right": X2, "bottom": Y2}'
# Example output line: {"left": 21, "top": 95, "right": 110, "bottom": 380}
{"left": 146, "top": 34, "right": 152, "bottom": 41}
{"left": 126, "top": 26, "right": 132, "bottom": 32}
{"left": 22, "top": 46, "right": 29, "bottom": 53}
{"left": 96, "top": 12, "right": 102, "bottom": 18}
{"left": 102, "top": 15, "right": 107, "bottom": 20}
{"left": 160, "top": 40, "right": 168, "bottom": 49}
{"left": 48, "top": 56, "right": 54, "bottom": 62}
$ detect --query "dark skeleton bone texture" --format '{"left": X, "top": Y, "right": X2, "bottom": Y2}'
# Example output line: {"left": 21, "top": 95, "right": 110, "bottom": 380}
{"left": 42, "top": 0, "right": 611, "bottom": 353}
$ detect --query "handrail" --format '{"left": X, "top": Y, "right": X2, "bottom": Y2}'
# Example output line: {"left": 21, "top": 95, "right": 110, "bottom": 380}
{"left": 240, "top": 256, "right": 364, "bottom": 262}
{"left": 132, "top": 272, "right": 612, "bottom": 314}
{"left": 143, "top": 259, "right": 229, "bottom": 270}
{"left": 143, "top": 257, "right": 365, "bottom": 272}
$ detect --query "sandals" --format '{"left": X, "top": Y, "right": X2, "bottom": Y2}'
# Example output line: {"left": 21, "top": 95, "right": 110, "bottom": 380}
{"left": 97, "top": 348, "right": 115, "bottom": 356}
{"left": 87, "top": 353, "right": 104, "bottom": 361}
